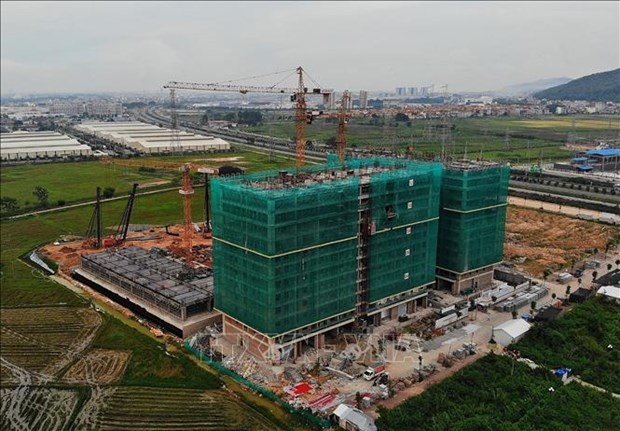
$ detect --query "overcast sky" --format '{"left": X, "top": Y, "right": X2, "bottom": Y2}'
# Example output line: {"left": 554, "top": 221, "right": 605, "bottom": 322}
{"left": 1, "top": 1, "right": 618, "bottom": 95}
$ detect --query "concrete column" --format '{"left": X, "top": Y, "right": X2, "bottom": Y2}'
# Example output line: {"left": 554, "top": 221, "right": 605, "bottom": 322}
{"left": 314, "top": 333, "right": 325, "bottom": 349}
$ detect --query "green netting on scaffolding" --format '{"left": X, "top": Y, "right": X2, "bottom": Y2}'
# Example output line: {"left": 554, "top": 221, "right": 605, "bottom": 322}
{"left": 211, "top": 157, "right": 443, "bottom": 336}
{"left": 437, "top": 165, "right": 510, "bottom": 273}
{"left": 367, "top": 163, "right": 442, "bottom": 303}
{"left": 440, "top": 164, "right": 510, "bottom": 212}
{"left": 368, "top": 220, "right": 439, "bottom": 302}
{"left": 214, "top": 240, "right": 358, "bottom": 336}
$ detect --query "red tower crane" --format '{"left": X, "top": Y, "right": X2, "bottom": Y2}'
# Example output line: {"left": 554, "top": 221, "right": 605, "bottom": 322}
{"left": 179, "top": 163, "right": 194, "bottom": 266}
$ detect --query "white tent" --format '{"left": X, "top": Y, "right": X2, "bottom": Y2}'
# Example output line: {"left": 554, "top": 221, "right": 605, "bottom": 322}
{"left": 596, "top": 286, "right": 620, "bottom": 303}
{"left": 493, "top": 319, "right": 532, "bottom": 346}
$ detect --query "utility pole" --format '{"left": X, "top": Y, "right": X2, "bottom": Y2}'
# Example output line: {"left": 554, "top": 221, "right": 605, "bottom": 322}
{"left": 169, "top": 89, "right": 181, "bottom": 155}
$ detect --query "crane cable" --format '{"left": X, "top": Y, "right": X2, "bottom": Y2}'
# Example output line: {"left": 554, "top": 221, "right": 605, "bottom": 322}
{"left": 211, "top": 68, "right": 296, "bottom": 86}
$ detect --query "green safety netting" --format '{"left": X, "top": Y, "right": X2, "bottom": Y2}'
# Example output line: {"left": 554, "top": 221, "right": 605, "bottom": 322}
{"left": 211, "top": 158, "right": 444, "bottom": 336}
{"left": 437, "top": 165, "right": 510, "bottom": 272}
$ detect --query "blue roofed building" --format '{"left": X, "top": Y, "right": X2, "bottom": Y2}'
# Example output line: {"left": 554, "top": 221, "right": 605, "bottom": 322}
{"left": 579, "top": 148, "right": 620, "bottom": 172}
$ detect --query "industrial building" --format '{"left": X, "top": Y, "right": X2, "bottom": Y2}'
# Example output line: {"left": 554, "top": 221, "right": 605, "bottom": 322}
{"left": 212, "top": 158, "right": 443, "bottom": 360}
{"left": 436, "top": 161, "right": 510, "bottom": 295}
{"left": 1, "top": 131, "right": 93, "bottom": 161}
{"left": 74, "top": 121, "right": 230, "bottom": 154}
{"left": 74, "top": 246, "right": 217, "bottom": 337}
{"left": 580, "top": 148, "right": 620, "bottom": 172}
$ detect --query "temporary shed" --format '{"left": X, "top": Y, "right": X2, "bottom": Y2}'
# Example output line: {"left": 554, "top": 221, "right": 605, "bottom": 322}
{"left": 493, "top": 318, "right": 532, "bottom": 346}
{"left": 596, "top": 286, "right": 620, "bottom": 303}
{"left": 332, "top": 404, "right": 377, "bottom": 431}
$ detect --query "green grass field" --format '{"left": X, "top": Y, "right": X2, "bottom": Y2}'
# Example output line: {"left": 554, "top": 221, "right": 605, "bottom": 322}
{"left": 91, "top": 314, "right": 221, "bottom": 389}
{"left": 0, "top": 149, "right": 297, "bottom": 215}
{"left": 245, "top": 115, "right": 619, "bottom": 163}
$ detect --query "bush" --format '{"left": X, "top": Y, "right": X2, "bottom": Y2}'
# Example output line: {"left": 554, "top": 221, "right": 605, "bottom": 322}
{"left": 102, "top": 187, "right": 116, "bottom": 199}
{"left": 57, "top": 200, "right": 66, "bottom": 206}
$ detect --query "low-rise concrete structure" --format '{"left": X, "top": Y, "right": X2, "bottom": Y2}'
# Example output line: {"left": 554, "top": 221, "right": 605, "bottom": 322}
{"left": 75, "top": 246, "right": 218, "bottom": 337}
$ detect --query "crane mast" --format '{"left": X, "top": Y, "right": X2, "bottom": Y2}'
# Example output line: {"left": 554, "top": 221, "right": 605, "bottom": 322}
{"left": 179, "top": 163, "right": 194, "bottom": 267}
{"left": 336, "top": 90, "right": 351, "bottom": 163}
{"left": 294, "top": 67, "right": 307, "bottom": 168}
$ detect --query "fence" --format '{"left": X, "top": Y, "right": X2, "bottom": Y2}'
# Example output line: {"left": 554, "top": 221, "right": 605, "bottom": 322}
{"left": 185, "top": 341, "right": 332, "bottom": 429}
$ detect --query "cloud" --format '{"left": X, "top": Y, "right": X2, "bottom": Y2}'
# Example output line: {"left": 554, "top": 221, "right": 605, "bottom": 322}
{"left": 1, "top": 1, "right": 618, "bottom": 94}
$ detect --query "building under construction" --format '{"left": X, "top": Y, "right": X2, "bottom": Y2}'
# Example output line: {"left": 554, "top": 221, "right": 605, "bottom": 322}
{"left": 74, "top": 246, "right": 216, "bottom": 337}
{"left": 436, "top": 161, "right": 510, "bottom": 295}
{"left": 212, "top": 158, "right": 443, "bottom": 360}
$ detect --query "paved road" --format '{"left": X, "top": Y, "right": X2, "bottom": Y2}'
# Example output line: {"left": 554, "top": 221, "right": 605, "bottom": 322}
{"left": 508, "top": 196, "right": 619, "bottom": 222}
{"left": 510, "top": 180, "right": 620, "bottom": 204}
{"left": 510, "top": 187, "right": 619, "bottom": 211}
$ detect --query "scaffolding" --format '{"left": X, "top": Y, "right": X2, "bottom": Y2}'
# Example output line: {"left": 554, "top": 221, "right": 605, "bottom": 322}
{"left": 211, "top": 158, "right": 443, "bottom": 337}
{"left": 437, "top": 161, "right": 510, "bottom": 273}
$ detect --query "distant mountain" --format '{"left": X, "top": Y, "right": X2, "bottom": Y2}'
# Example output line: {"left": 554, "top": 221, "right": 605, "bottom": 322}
{"left": 499, "top": 77, "right": 572, "bottom": 96}
{"left": 534, "top": 69, "right": 620, "bottom": 102}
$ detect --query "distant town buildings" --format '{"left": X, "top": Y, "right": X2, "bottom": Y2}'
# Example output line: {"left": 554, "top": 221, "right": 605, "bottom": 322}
{"left": 49, "top": 101, "right": 123, "bottom": 117}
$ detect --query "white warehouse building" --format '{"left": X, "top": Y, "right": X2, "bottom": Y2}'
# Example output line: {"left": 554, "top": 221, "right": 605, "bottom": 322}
{"left": 74, "top": 121, "right": 230, "bottom": 154}
{"left": 1, "top": 131, "right": 93, "bottom": 161}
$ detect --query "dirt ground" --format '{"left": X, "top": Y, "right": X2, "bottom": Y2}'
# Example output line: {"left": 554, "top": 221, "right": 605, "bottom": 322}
{"left": 504, "top": 206, "right": 618, "bottom": 277}
{"left": 41, "top": 225, "right": 213, "bottom": 271}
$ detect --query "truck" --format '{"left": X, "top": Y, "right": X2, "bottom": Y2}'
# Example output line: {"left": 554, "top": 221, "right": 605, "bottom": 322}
{"left": 363, "top": 361, "right": 386, "bottom": 381}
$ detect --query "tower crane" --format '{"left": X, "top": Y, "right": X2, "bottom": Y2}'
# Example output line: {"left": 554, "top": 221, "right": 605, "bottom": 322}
{"left": 336, "top": 90, "right": 351, "bottom": 163}
{"left": 178, "top": 163, "right": 194, "bottom": 267}
{"left": 164, "top": 67, "right": 332, "bottom": 168}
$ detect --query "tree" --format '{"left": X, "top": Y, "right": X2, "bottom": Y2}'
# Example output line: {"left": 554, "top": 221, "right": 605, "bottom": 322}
{"left": 0, "top": 197, "right": 19, "bottom": 214}
{"left": 218, "top": 165, "right": 244, "bottom": 176}
{"left": 592, "top": 271, "right": 598, "bottom": 282}
{"left": 607, "top": 263, "right": 613, "bottom": 272}
{"left": 605, "top": 240, "right": 613, "bottom": 257}
{"left": 32, "top": 186, "right": 49, "bottom": 207}
{"left": 552, "top": 293, "right": 557, "bottom": 300}
{"left": 102, "top": 187, "right": 115, "bottom": 199}
{"left": 237, "top": 110, "right": 262, "bottom": 126}
{"left": 355, "top": 391, "right": 363, "bottom": 409}
{"left": 616, "top": 259, "right": 620, "bottom": 270}
{"left": 394, "top": 112, "right": 409, "bottom": 122}
{"left": 566, "top": 285, "right": 572, "bottom": 297}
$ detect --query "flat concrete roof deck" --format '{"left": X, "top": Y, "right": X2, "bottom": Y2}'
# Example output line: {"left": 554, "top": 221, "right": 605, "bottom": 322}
{"left": 81, "top": 246, "right": 213, "bottom": 307}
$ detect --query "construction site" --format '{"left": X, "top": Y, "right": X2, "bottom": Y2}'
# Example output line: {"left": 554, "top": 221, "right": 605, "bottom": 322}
{"left": 37, "top": 67, "right": 517, "bottom": 426}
